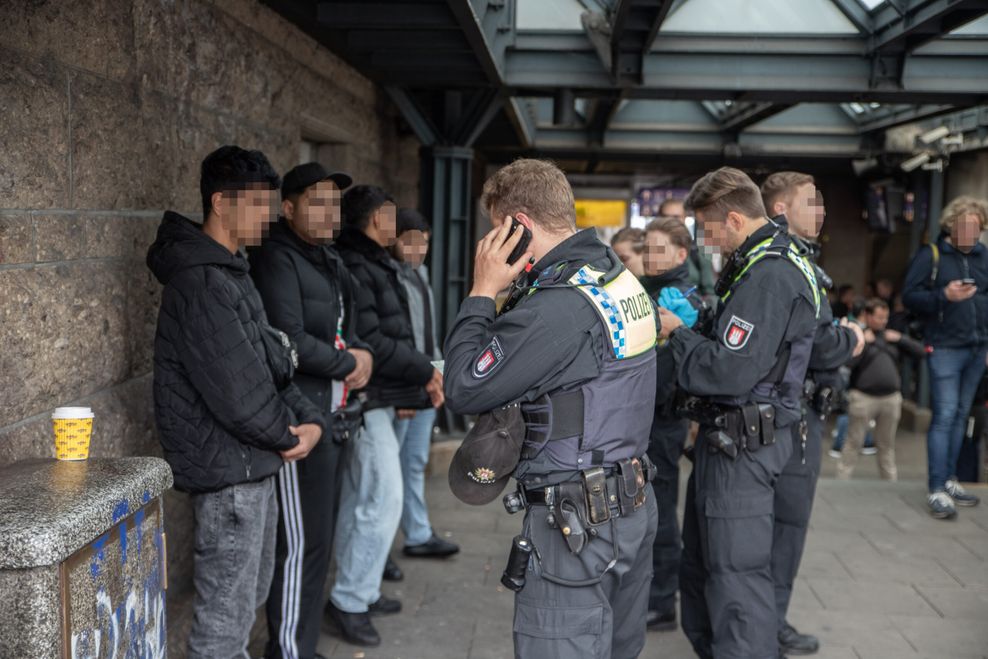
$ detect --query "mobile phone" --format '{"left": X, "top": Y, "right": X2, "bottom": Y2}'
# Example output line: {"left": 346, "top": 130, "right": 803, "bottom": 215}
{"left": 505, "top": 216, "right": 533, "bottom": 265}
{"left": 961, "top": 278, "right": 977, "bottom": 286}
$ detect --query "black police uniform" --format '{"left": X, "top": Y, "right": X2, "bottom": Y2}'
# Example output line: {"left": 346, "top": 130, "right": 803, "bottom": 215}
{"left": 670, "top": 223, "right": 819, "bottom": 659}
{"left": 444, "top": 229, "right": 659, "bottom": 659}
{"left": 771, "top": 228, "right": 857, "bottom": 644}
{"left": 642, "top": 263, "right": 708, "bottom": 624}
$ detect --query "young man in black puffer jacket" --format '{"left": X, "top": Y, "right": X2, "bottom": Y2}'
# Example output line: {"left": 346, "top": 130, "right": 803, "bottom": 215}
{"left": 250, "top": 162, "right": 375, "bottom": 659}
{"left": 325, "top": 185, "right": 444, "bottom": 648}
{"left": 147, "top": 146, "right": 325, "bottom": 659}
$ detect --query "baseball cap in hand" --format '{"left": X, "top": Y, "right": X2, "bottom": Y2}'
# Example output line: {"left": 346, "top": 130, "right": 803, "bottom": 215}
{"left": 281, "top": 162, "right": 352, "bottom": 198}
{"left": 448, "top": 403, "right": 526, "bottom": 506}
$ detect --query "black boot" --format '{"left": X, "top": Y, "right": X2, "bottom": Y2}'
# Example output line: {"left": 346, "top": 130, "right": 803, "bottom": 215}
{"left": 403, "top": 533, "right": 460, "bottom": 558}
{"left": 383, "top": 556, "right": 404, "bottom": 581}
{"left": 645, "top": 608, "right": 677, "bottom": 632}
{"left": 324, "top": 600, "right": 381, "bottom": 647}
{"left": 779, "top": 622, "right": 819, "bottom": 655}
{"left": 368, "top": 595, "right": 402, "bottom": 616}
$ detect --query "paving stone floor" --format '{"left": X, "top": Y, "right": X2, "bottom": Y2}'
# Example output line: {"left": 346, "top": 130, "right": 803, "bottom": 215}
{"left": 313, "top": 428, "right": 988, "bottom": 659}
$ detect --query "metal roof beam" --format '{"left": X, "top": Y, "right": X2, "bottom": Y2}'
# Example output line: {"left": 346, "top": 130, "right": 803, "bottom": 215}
{"left": 869, "top": 0, "right": 988, "bottom": 54}
{"left": 718, "top": 103, "right": 796, "bottom": 132}
{"left": 830, "top": 0, "right": 874, "bottom": 34}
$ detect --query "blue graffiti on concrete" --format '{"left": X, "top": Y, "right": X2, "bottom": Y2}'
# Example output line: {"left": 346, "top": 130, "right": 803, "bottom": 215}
{"left": 89, "top": 534, "right": 108, "bottom": 579}
{"left": 71, "top": 511, "right": 166, "bottom": 659}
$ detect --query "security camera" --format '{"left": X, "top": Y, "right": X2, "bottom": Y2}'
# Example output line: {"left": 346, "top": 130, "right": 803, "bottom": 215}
{"left": 918, "top": 125, "right": 950, "bottom": 145}
{"left": 900, "top": 152, "right": 931, "bottom": 172}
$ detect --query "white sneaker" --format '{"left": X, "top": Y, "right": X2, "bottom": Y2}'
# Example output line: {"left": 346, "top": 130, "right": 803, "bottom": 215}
{"left": 860, "top": 446, "right": 878, "bottom": 456}
{"left": 928, "top": 491, "right": 957, "bottom": 519}
{"left": 945, "top": 479, "right": 980, "bottom": 507}
{"left": 828, "top": 449, "right": 841, "bottom": 459}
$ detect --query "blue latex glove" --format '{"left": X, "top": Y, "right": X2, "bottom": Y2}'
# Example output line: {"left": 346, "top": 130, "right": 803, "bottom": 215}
{"left": 657, "top": 286, "right": 698, "bottom": 329}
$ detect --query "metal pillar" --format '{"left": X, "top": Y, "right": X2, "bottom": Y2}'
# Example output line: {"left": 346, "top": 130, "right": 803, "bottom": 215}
{"left": 421, "top": 146, "right": 475, "bottom": 352}
{"left": 918, "top": 167, "right": 945, "bottom": 409}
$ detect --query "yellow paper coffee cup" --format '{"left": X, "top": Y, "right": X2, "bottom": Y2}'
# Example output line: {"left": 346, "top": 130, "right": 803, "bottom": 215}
{"left": 52, "top": 407, "right": 94, "bottom": 461}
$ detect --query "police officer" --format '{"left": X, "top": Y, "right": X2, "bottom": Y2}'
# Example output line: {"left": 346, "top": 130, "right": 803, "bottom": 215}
{"left": 443, "top": 159, "right": 659, "bottom": 659}
{"left": 658, "top": 167, "right": 819, "bottom": 659}
{"left": 761, "top": 172, "right": 864, "bottom": 655}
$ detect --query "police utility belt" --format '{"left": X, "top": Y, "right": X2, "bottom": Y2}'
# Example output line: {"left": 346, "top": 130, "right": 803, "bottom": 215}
{"left": 503, "top": 456, "right": 655, "bottom": 555}
{"left": 680, "top": 397, "right": 777, "bottom": 459}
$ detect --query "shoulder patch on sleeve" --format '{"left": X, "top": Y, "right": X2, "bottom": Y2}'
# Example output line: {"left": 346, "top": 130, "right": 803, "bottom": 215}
{"left": 472, "top": 336, "right": 505, "bottom": 379}
{"left": 722, "top": 315, "right": 754, "bottom": 351}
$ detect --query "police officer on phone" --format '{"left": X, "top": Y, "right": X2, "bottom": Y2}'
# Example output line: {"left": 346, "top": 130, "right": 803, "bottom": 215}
{"left": 761, "top": 172, "right": 864, "bottom": 656}
{"left": 443, "top": 159, "right": 659, "bottom": 659}
{"left": 658, "top": 167, "right": 820, "bottom": 659}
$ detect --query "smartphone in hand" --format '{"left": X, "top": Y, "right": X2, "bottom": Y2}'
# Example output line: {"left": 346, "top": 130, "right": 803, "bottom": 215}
{"left": 961, "top": 278, "right": 977, "bottom": 286}
{"left": 505, "top": 216, "right": 533, "bottom": 265}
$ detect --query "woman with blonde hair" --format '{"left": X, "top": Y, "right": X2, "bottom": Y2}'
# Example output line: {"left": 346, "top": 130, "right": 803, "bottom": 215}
{"left": 903, "top": 195, "right": 988, "bottom": 519}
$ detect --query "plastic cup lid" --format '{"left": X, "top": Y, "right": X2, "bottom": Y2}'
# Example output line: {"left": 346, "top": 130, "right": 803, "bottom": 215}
{"left": 52, "top": 406, "right": 94, "bottom": 418}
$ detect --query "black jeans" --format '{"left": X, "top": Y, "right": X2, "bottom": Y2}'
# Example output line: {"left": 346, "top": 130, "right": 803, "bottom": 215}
{"left": 646, "top": 415, "right": 688, "bottom": 614}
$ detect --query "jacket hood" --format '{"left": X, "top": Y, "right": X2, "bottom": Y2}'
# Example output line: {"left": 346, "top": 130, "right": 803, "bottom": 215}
{"left": 146, "top": 211, "right": 248, "bottom": 285}
{"left": 937, "top": 231, "right": 987, "bottom": 257}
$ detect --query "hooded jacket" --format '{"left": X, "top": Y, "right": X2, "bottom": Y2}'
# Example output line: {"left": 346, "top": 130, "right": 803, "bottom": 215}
{"left": 335, "top": 227, "right": 435, "bottom": 409}
{"left": 147, "top": 211, "right": 325, "bottom": 494}
{"left": 902, "top": 233, "right": 988, "bottom": 349}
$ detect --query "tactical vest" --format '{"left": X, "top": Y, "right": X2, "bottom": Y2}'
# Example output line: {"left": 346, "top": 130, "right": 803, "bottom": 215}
{"left": 514, "top": 264, "right": 658, "bottom": 484}
{"left": 717, "top": 234, "right": 819, "bottom": 427}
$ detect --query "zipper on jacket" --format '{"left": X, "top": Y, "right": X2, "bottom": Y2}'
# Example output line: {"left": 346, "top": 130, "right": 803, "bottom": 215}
{"left": 242, "top": 446, "right": 252, "bottom": 479}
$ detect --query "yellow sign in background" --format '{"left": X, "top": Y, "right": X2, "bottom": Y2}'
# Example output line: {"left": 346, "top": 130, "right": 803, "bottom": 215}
{"left": 575, "top": 199, "right": 627, "bottom": 228}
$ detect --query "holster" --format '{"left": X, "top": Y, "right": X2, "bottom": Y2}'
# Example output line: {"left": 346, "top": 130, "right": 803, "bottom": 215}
{"left": 581, "top": 467, "right": 611, "bottom": 525}
{"left": 615, "top": 458, "right": 646, "bottom": 516}
{"left": 553, "top": 482, "right": 589, "bottom": 555}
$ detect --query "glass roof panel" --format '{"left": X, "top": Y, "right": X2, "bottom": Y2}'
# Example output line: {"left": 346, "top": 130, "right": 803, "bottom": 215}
{"left": 856, "top": 0, "right": 887, "bottom": 10}
{"left": 951, "top": 14, "right": 988, "bottom": 35}
{"left": 661, "top": 0, "right": 859, "bottom": 34}
{"left": 516, "top": 0, "right": 585, "bottom": 31}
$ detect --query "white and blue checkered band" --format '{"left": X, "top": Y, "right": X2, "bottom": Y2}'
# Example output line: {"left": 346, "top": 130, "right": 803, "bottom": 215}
{"left": 573, "top": 268, "right": 628, "bottom": 359}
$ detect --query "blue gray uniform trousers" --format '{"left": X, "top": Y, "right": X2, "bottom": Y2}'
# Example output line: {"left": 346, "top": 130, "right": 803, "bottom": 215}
{"left": 513, "top": 490, "right": 658, "bottom": 659}
{"left": 771, "top": 409, "right": 823, "bottom": 632}
{"left": 646, "top": 416, "right": 688, "bottom": 614}
{"left": 680, "top": 426, "right": 794, "bottom": 659}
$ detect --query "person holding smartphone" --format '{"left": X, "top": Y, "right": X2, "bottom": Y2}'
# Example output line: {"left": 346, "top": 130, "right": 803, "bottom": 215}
{"left": 903, "top": 195, "right": 988, "bottom": 519}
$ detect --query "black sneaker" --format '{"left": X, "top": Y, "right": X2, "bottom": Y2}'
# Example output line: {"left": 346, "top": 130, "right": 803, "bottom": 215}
{"left": 403, "top": 533, "right": 460, "bottom": 558}
{"left": 383, "top": 556, "right": 404, "bottom": 581}
{"left": 646, "top": 609, "right": 677, "bottom": 632}
{"left": 945, "top": 479, "right": 980, "bottom": 507}
{"left": 324, "top": 600, "right": 381, "bottom": 647}
{"left": 779, "top": 622, "right": 819, "bottom": 655}
{"left": 368, "top": 595, "right": 402, "bottom": 616}
{"left": 928, "top": 491, "right": 957, "bottom": 520}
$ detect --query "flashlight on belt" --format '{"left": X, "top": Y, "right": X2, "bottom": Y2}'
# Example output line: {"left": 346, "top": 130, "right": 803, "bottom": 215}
{"left": 501, "top": 535, "right": 533, "bottom": 592}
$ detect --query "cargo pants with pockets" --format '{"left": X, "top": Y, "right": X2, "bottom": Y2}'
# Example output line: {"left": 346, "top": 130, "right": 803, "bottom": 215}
{"left": 680, "top": 425, "right": 793, "bottom": 659}
{"left": 513, "top": 489, "right": 658, "bottom": 659}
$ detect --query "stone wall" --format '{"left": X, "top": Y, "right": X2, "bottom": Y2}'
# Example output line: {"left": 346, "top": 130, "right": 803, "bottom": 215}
{"left": 0, "top": 1, "right": 420, "bottom": 655}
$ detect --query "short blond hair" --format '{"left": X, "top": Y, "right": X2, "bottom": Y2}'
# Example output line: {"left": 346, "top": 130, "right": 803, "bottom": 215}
{"left": 684, "top": 167, "right": 766, "bottom": 220}
{"left": 480, "top": 159, "right": 576, "bottom": 232}
{"left": 760, "top": 171, "right": 814, "bottom": 213}
{"left": 939, "top": 195, "right": 988, "bottom": 234}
